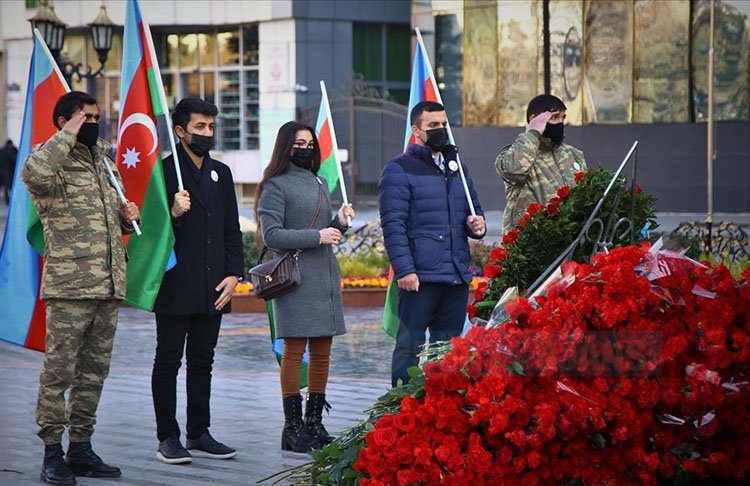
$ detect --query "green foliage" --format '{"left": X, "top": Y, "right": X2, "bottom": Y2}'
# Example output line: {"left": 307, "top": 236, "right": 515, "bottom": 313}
{"left": 477, "top": 167, "right": 657, "bottom": 320}
{"left": 242, "top": 231, "right": 260, "bottom": 275}
{"left": 337, "top": 248, "right": 389, "bottom": 278}
{"left": 700, "top": 253, "right": 750, "bottom": 280}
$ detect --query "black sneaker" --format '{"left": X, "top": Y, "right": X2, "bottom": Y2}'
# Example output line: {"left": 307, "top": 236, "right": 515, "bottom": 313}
{"left": 185, "top": 432, "right": 237, "bottom": 459}
{"left": 156, "top": 437, "right": 192, "bottom": 465}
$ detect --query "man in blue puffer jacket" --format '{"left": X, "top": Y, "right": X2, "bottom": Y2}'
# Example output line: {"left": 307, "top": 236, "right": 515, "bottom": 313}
{"left": 379, "top": 101, "right": 486, "bottom": 387}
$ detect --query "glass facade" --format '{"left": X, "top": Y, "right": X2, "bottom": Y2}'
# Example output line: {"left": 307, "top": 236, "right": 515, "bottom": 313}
{"left": 438, "top": 0, "right": 750, "bottom": 127}
{"left": 353, "top": 22, "right": 411, "bottom": 104}
{"left": 156, "top": 27, "right": 260, "bottom": 151}
{"left": 60, "top": 26, "right": 261, "bottom": 152}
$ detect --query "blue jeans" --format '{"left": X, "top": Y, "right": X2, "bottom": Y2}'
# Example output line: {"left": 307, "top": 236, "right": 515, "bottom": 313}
{"left": 391, "top": 282, "right": 469, "bottom": 387}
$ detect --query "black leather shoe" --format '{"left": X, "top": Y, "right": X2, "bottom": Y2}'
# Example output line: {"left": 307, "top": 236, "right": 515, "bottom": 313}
{"left": 41, "top": 443, "right": 76, "bottom": 485}
{"left": 66, "top": 442, "right": 121, "bottom": 478}
{"left": 156, "top": 436, "right": 192, "bottom": 464}
{"left": 185, "top": 432, "right": 237, "bottom": 459}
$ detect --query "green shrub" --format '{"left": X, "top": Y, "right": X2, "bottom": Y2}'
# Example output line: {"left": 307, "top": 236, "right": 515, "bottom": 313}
{"left": 243, "top": 231, "right": 261, "bottom": 274}
{"left": 337, "top": 248, "right": 389, "bottom": 278}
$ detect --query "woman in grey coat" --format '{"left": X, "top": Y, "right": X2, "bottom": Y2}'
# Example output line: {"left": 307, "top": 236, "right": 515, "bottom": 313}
{"left": 255, "top": 121, "right": 355, "bottom": 453}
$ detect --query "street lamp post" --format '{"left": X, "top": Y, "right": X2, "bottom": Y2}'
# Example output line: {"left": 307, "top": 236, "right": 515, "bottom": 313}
{"left": 29, "top": 0, "right": 115, "bottom": 87}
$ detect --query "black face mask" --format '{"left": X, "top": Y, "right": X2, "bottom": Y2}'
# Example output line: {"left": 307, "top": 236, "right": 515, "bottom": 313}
{"left": 77, "top": 122, "right": 99, "bottom": 148}
{"left": 186, "top": 132, "right": 214, "bottom": 157}
{"left": 543, "top": 122, "right": 565, "bottom": 144}
{"left": 290, "top": 148, "right": 315, "bottom": 171}
{"left": 423, "top": 127, "right": 449, "bottom": 151}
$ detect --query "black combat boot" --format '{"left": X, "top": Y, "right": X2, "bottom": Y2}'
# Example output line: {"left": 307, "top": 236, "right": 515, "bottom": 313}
{"left": 40, "top": 443, "right": 76, "bottom": 485}
{"left": 281, "top": 395, "right": 320, "bottom": 453}
{"left": 66, "top": 442, "right": 121, "bottom": 478}
{"left": 305, "top": 393, "right": 334, "bottom": 445}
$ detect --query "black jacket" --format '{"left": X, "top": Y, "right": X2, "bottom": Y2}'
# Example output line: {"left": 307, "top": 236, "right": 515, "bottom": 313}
{"left": 153, "top": 143, "right": 243, "bottom": 315}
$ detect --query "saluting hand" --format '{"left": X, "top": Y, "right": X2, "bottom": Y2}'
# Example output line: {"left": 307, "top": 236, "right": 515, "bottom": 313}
{"left": 215, "top": 276, "right": 239, "bottom": 311}
{"left": 526, "top": 111, "right": 553, "bottom": 135}
{"left": 62, "top": 111, "right": 87, "bottom": 136}
{"left": 171, "top": 190, "right": 191, "bottom": 218}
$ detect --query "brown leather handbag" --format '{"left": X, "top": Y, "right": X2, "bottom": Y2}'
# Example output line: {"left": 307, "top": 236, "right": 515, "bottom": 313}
{"left": 249, "top": 182, "right": 324, "bottom": 301}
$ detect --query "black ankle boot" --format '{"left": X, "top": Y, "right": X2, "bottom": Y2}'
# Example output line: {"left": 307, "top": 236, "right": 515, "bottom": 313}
{"left": 41, "top": 443, "right": 76, "bottom": 485}
{"left": 305, "top": 393, "right": 334, "bottom": 445}
{"left": 66, "top": 442, "right": 121, "bottom": 478}
{"left": 281, "top": 395, "right": 320, "bottom": 453}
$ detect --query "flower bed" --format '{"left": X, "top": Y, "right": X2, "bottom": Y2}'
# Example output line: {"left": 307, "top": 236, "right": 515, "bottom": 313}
{"left": 233, "top": 277, "right": 488, "bottom": 313}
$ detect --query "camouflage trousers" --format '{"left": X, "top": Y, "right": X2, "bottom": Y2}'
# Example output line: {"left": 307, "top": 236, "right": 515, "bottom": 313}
{"left": 36, "top": 299, "right": 119, "bottom": 445}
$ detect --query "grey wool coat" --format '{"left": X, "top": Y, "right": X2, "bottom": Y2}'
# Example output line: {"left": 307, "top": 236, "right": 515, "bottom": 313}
{"left": 257, "top": 164, "right": 348, "bottom": 338}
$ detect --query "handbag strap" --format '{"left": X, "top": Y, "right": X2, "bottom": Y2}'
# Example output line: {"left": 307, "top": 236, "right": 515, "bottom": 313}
{"left": 257, "top": 180, "right": 326, "bottom": 264}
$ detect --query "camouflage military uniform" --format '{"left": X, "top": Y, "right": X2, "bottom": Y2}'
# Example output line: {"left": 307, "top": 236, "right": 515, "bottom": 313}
{"left": 22, "top": 129, "right": 131, "bottom": 445}
{"left": 495, "top": 130, "right": 586, "bottom": 232}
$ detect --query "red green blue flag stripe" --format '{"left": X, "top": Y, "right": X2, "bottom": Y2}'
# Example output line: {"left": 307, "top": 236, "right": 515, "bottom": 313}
{"left": 0, "top": 31, "right": 69, "bottom": 351}
{"left": 116, "top": 0, "right": 175, "bottom": 310}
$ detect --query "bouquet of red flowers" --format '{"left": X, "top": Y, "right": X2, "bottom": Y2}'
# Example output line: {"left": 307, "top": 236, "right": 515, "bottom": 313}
{"left": 472, "top": 168, "right": 656, "bottom": 321}
{"left": 355, "top": 245, "right": 750, "bottom": 484}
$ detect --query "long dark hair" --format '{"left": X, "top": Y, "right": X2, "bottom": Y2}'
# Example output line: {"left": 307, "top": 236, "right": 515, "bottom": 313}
{"left": 254, "top": 121, "right": 321, "bottom": 245}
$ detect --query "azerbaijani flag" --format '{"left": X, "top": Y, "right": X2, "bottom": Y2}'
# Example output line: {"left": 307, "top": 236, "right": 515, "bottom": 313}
{"left": 116, "top": 0, "right": 175, "bottom": 310}
{"left": 315, "top": 81, "right": 345, "bottom": 194}
{"left": 0, "top": 31, "right": 69, "bottom": 350}
{"left": 382, "top": 29, "right": 473, "bottom": 338}
{"left": 382, "top": 29, "right": 441, "bottom": 338}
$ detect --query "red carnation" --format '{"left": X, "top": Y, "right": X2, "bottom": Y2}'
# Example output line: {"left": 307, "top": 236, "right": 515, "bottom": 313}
{"left": 484, "top": 263, "right": 502, "bottom": 278}
{"left": 527, "top": 203, "right": 543, "bottom": 215}
{"left": 502, "top": 229, "right": 519, "bottom": 245}
{"left": 557, "top": 186, "right": 570, "bottom": 199}
{"left": 490, "top": 247, "right": 509, "bottom": 262}
{"left": 574, "top": 171, "right": 585, "bottom": 183}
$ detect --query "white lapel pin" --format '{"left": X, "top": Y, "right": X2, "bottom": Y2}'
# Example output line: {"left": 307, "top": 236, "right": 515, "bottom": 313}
{"left": 448, "top": 160, "right": 459, "bottom": 172}
{"left": 211, "top": 169, "right": 219, "bottom": 182}
{"left": 573, "top": 162, "right": 581, "bottom": 171}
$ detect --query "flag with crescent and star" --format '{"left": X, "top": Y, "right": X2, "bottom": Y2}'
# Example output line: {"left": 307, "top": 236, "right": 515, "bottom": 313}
{"left": 0, "top": 31, "right": 68, "bottom": 350}
{"left": 115, "top": 0, "right": 175, "bottom": 310}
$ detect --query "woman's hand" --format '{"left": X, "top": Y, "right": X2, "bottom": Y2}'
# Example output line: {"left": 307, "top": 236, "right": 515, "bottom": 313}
{"left": 319, "top": 227, "right": 343, "bottom": 245}
{"left": 337, "top": 203, "right": 355, "bottom": 226}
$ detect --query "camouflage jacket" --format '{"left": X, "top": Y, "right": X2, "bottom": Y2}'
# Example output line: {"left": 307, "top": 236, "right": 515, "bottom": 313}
{"left": 22, "top": 129, "right": 131, "bottom": 301}
{"left": 495, "top": 130, "right": 586, "bottom": 232}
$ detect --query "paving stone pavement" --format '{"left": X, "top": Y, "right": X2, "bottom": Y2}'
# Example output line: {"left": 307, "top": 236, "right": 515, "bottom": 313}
{"left": 0, "top": 306, "right": 393, "bottom": 485}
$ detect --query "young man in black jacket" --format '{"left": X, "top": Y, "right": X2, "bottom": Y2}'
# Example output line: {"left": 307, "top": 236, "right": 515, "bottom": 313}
{"left": 151, "top": 98, "right": 243, "bottom": 464}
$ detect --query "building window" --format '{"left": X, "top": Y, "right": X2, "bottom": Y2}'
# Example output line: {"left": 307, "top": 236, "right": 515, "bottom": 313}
{"left": 153, "top": 26, "right": 260, "bottom": 151}
{"left": 353, "top": 22, "right": 410, "bottom": 105}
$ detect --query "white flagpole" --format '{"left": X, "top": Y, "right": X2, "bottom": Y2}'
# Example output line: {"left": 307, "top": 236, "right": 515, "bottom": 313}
{"left": 319, "top": 80, "right": 351, "bottom": 226}
{"left": 33, "top": 29, "right": 71, "bottom": 92}
{"left": 36, "top": 28, "right": 141, "bottom": 235}
{"left": 141, "top": 14, "right": 184, "bottom": 192}
{"left": 414, "top": 28, "right": 476, "bottom": 217}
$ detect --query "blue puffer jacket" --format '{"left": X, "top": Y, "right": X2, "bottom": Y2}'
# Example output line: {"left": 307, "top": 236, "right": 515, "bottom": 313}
{"left": 378, "top": 144, "right": 485, "bottom": 285}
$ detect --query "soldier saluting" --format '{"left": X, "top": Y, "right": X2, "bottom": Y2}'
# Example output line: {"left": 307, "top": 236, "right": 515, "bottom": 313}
{"left": 495, "top": 94, "right": 587, "bottom": 233}
{"left": 22, "top": 91, "right": 139, "bottom": 485}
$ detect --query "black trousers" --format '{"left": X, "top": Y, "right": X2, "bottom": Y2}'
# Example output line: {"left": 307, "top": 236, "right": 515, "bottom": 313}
{"left": 391, "top": 282, "right": 469, "bottom": 387}
{"left": 152, "top": 313, "right": 222, "bottom": 442}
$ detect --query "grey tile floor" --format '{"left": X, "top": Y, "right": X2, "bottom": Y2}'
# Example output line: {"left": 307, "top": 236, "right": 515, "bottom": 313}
{"left": 0, "top": 306, "right": 393, "bottom": 485}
